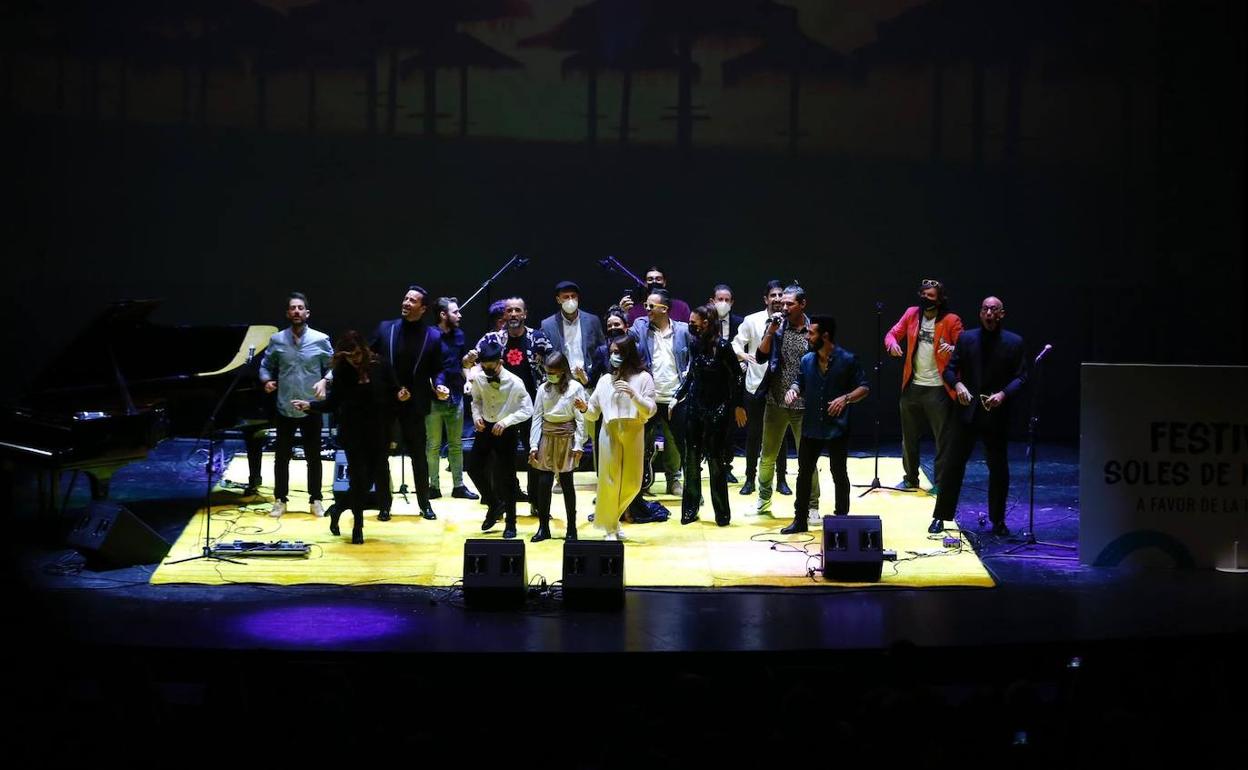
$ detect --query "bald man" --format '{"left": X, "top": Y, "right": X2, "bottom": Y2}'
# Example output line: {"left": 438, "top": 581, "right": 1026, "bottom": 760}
{"left": 928, "top": 296, "right": 1028, "bottom": 536}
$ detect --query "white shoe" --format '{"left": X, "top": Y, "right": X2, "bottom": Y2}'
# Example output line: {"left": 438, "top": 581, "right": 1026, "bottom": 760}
{"left": 311, "top": 500, "right": 326, "bottom": 517}
{"left": 615, "top": 526, "right": 627, "bottom": 541}
{"left": 756, "top": 496, "right": 772, "bottom": 515}
{"left": 604, "top": 531, "right": 618, "bottom": 541}
{"left": 270, "top": 501, "right": 286, "bottom": 518}
{"left": 807, "top": 511, "right": 821, "bottom": 524}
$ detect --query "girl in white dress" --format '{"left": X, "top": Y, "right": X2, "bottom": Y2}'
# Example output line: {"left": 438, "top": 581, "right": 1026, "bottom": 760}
{"left": 576, "top": 335, "right": 656, "bottom": 540}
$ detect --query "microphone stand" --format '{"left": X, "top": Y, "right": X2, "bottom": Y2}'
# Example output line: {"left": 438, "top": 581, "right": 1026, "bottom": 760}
{"left": 1002, "top": 344, "right": 1074, "bottom": 559}
{"left": 168, "top": 349, "right": 256, "bottom": 565}
{"left": 855, "top": 301, "right": 913, "bottom": 496}
{"left": 460, "top": 252, "right": 531, "bottom": 321}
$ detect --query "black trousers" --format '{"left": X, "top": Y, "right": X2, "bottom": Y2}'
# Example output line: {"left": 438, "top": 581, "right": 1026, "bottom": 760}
{"left": 933, "top": 412, "right": 1010, "bottom": 524}
{"left": 795, "top": 435, "right": 850, "bottom": 516}
{"left": 682, "top": 412, "right": 733, "bottom": 523}
{"left": 241, "top": 422, "right": 268, "bottom": 489}
{"left": 534, "top": 470, "right": 576, "bottom": 524}
{"left": 274, "top": 414, "right": 323, "bottom": 502}
{"left": 394, "top": 404, "right": 431, "bottom": 508}
{"left": 643, "top": 401, "right": 685, "bottom": 491}
{"left": 744, "top": 391, "right": 787, "bottom": 480}
{"left": 344, "top": 442, "right": 391, "bottom": 529}
{"left": 468, "top": 423, "right": 518, "bottom": 524}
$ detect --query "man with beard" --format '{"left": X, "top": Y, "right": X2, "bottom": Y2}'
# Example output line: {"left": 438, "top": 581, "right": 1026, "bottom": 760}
{"left": 629, "top": 287, "right": 695, "bottom": 496}
{"left": 779, "top": 315, "right": 869, "bottom": 533}
{"left": 425, "top": 297, "right": 477, "bottom": 501}
{"left": 732, "top": 280, "right": 794, "bottom": 494}
{"left": 368, "top": 284, "right": 449, "bottom": 520}
{"left": 259, "top": 292, "right": 334, "bottom": 519}
{"left": 928, "top": 296, "right": 1028, "bottom": 536}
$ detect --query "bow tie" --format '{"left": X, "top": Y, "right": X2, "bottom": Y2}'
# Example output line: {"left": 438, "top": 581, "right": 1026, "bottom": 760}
{"left": 487, "top": 375, "right": 501, "bottom": 384}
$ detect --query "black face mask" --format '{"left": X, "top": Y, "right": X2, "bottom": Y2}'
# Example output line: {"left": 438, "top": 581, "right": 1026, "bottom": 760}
{"left": 647, "top": 281, "right": 664, "bottom": 293}
{"left": 606, "top": 327, "right": 626, "bottom": 339}
{"left": 920, "top": 297, "right": 939, "bottom": 312}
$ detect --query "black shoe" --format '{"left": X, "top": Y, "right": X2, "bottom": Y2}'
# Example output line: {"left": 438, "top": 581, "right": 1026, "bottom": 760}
{"left": 927, "top": 518, "right": 944, "bottom": 534}
{"left": 531, "top": 521, "right": 552, "bottom": 542}
{"left": 377, "top": 510, "right": 391, "bottom": 522}
{"left": 351, "top": 527, "right": 364, "bottom": 545}
{"left": 482, "top": 509, "right": 500, "bottom": 530}
{"left": 452, "top": 486, "right": 479, "bottom": 500}
{"left": 780, "top": 516, "right": 807, "bottom": 534}
{"left": 715, "top": 514, "right": 731, "bottom": 527}
{"left": 514, "top": 490, "right": 531, "bottom": 503}
{"left": 421, "top": 507, "right": 437, "bottom": 520}
{"left": 566, "top": 526, "right": 578, "bottom": 542}
{"left": 427, "top": 488, "right": 441, "bottom": 499}
{"left": 242, "top": 485, "right": 260, "bottom": 498}
{"left": 739, "top": 479, "right": 755, "bottom": 495}
{"left": 680, "top": 510, "right": 698, "bottom": 525}
{"left": 777, "top": 477, "right": 792, "bottom": 495}
{"left": 503, "top": 525, "right": 517, "bottom": 539}
{"left": 329, "top": 513, "right": 341, "bottom": 537}
{"left": 991, "top": 522, "right": 1010, "bottom": 537}
{"left": 725, "top": 471, "right": 738, "bottom": 484}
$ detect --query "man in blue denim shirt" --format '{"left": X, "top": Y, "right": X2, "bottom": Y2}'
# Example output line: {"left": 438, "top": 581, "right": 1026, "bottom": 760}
{"left": 259, "top": 292, "right": 334, "bottom": 518}
{"left": 425, "top": 297, "right": 478, "bottom": 501}
{"left": 779, "top": 315, "right": 870, "bottom": 534}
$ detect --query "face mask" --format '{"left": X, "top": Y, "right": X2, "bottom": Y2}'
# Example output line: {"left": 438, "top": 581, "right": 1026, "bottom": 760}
{"left": 561, "top": 298, "right": 578, "bottom": 315}
{"left": 690, "top": 325, "right": 704, "bottom": 336}
{"left": 609, "top": 353, "right": 623, "bottom": 369}
{"left": 546, "top": 373, "right": 561, "bottom": 384}
{"left": 647, "top": 281, "right": 663, "bottom": 292}
{"left": 483, "top": 366, "right": 500, "bottom": 378}
{"left": 920, "top": 297, "right": 938, "bottom": 312}
{"left": 606, "top": 327, "right": 625, "bottom": 339}
{"left": 714, "top": 301, "right": 731, "bottom": 318}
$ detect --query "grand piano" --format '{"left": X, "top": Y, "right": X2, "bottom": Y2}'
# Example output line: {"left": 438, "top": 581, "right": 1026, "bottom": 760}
{"left": 0, "top": 299, "right": 277, "bottom": 514}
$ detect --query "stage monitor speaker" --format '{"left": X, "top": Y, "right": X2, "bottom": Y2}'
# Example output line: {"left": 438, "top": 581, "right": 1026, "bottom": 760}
{"left": 822, "top": 514, "right": 883, "bottom": 582}
{"left": 462, "top": 539, "right": 527, "bottom": 608}
{"left": 561, "top": 540, "right": 624, "bottom": 610}
{"left": 67, "top": 502, "right": 170, "bottom": 569}
{"left": 330, "top": 449, "right": 385, "bottom": 513}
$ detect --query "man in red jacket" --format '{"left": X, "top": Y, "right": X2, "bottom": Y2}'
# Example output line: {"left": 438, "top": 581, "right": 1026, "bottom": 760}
{"left": 884, "top": 279, "right": 963, "bottom": 494}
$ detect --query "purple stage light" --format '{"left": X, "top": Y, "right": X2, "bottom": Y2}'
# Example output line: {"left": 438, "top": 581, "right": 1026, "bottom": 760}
{"left": 236, "top": 604, "right": 409, "bottom": 646}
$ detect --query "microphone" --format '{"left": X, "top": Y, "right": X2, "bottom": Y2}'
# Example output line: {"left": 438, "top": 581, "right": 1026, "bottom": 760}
{"left": 1035, "top": 344, "right": 1052, "bottom": 365}
{"left": 245, "top": 345, "right": 256, "bottom": 364}
{"left": 514, "top": 254, "right": 530, "bottom": 269}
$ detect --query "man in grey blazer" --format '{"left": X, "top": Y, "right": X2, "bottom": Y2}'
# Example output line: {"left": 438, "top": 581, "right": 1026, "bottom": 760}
{"left": 539, "top": 280, "right": 607, "bottom": 389}
{"left": 628, "top": 288, "right": 695, "bottom": 495}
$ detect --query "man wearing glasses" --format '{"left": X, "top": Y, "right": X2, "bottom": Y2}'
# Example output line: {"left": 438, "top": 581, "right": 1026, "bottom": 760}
{"left": 629, "top": 287, "right": 694, "bottom": 495}
{"left": 928, "top": 296, "right": 1027, "bottom": 536}
{"left": 619, "top": 266, "right": 692, "bottom": 324}
{"left": 885, "top": 278, "right": 964, "bottom": 495}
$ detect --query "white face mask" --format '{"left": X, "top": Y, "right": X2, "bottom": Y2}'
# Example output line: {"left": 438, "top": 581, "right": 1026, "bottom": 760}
{"left": 546, "top": 373, "right": 561, "bottom": 384}
{"left": 561, "top": 298, "right": 579, "bottom": 315}
{"left": 714, "top": 301, "right": 731, "bottom": 318}
{"left": 609, "top": 354, "right": 623, "bottom": 369}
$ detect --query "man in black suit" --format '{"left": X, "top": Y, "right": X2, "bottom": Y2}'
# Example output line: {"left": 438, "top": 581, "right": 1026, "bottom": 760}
{"left": 540, "top": 280, "right": 607, "bottom": 389}
{"left": 370, "top": 284, "right": 448, "bottom": 520}
{"left": 929, "top": 296, "right": 1028, "bottom": 536}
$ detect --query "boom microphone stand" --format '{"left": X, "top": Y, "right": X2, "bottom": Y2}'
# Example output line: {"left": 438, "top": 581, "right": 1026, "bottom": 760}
{"left": 856, "top": 302, "right": 915, "bottom": 497}
{"left": 168, "top": 346, "right": 257, "bottom": 565}
{"left": 460, "top": 252, "right": 531, "bottom": 320}
{"left": 1002, "top": 344, "right": 1075, "bottom": 559}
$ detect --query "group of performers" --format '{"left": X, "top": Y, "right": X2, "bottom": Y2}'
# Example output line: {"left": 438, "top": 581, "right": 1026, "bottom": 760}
{"left": 251, "top": 271, "right": 1027, "bottom": 545}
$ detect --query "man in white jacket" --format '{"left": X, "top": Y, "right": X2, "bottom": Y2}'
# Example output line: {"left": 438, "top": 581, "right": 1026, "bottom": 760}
{"left": 468, "top": 341, "right": 533, "bottom": 539}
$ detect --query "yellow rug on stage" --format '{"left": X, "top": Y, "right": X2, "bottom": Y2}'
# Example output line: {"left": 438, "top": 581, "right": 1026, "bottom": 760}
{"left": 150, "top": 454, "right": 995, "bottom": 589}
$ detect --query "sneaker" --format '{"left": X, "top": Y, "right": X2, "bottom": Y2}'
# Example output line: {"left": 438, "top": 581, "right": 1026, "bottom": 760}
{"left": 311, "top": 500, "right": 327, "bottom": 517}
{"left": 615, "top": 526, "right": 627, "bottom": 541}
{"left": 807, "top": 510, "right": 821, "bottom": 524}
{"left": 928, "top": 484, "right": 940, "bottom": 497}
{"left": 270, "top": 501, "right": 286, "bottom": 519}
{"left": 756, "top": 496, "right": 772, "bottom": 515}
{"left": 603, "top": 530, "right": 618, "bottom": 541}
{"left": 896, "top": 479, "right": 919, "bottom": 491}
{"left": 667, "top": 479, "right": 683, "bottom": 496}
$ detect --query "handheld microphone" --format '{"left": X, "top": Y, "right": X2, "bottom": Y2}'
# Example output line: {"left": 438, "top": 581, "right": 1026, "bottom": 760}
{"left": 1035, "top": 344, "right": 1052, "bottom": 364}
{"left": 245, "top": 345, "right": 256, "bottom": 364}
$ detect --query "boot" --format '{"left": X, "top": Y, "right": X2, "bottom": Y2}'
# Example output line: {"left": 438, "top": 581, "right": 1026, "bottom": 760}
{"left": 780, "top": 514, "right": 808, "bottom": 534}
{"left": 565, "top": 509, "right": 578, "bottom": 541}
{"left": 329, "top": 507, "right": 342, "bottom": 537}
{"left": 531, "top": 514, "right": 552, "bottom": 542}
{"left": 503, "top": 508, "right": 517, "bottom": 539}
{"left": 351, "top": 512, "right": 364, "bottom": 544}
{"left": 777, "top": 475, "right": 792, "bottom": 495}
{"left": 739, "top": 473, "right": 755, "bottom": 495}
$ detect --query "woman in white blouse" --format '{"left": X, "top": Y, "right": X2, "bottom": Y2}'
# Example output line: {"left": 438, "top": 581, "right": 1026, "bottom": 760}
{"left": 575, "top": 335, "right": 657, "bottom": 540}
{"left": 528, "top": 352, "right": 587, "bottom": 542}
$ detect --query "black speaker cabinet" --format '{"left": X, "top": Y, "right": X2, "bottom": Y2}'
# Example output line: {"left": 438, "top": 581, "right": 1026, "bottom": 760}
{"left": 462, "top": 539, "right": 527, "bottom": 608}
{"left": 822, "top": 514, "right": 884, "bottom": 582}
{"left": 562, "top": 540, "right": 625, "bottom": 610}
{"left": 67, "top": 502, "right": 170, "bottom": 569}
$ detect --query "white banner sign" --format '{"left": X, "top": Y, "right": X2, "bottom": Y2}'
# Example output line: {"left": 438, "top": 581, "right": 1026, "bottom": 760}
{"left": 1079, "top": 364, "right": 1248, "bottom": 568}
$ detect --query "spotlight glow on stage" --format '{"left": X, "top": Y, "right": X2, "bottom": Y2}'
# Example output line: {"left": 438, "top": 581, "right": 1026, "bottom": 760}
{"left": 236, "top": 605, "right": 409, "bottom": 646}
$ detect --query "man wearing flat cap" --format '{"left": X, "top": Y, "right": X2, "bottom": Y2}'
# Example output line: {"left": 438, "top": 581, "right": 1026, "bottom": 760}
{"left": 540, "top": 279, "right": 606, "bottom": 388}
